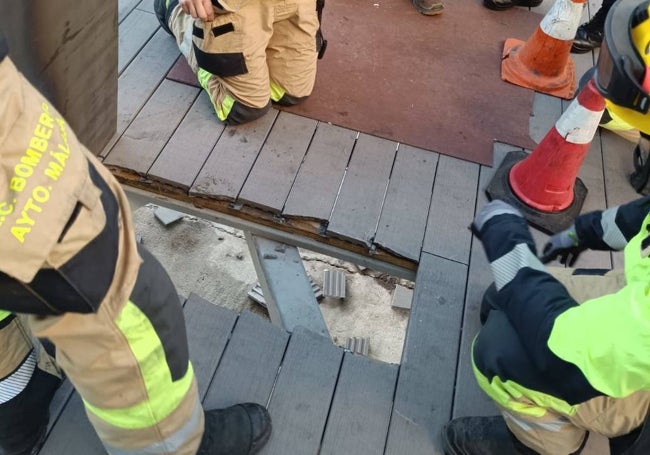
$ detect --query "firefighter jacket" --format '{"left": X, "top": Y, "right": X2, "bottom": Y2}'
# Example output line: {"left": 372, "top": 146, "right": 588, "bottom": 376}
{"left": 472, "top": 196, "right": 650, "bottom": 418}
{"left": 0, "top": 50, "right": 139, "bottom": 316}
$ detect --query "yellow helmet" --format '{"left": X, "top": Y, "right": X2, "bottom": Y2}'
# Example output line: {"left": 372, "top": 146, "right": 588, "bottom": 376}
{"left": 595, "top": 0, "right": 650, "bottom": 134}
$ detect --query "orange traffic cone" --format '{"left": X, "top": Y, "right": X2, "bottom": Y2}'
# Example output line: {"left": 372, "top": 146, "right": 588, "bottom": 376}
{"left": 501, "top": 0, "right": 586, "bottom": 99}
{"left": 486, "top": 78, "right": 606, "bottom": 234}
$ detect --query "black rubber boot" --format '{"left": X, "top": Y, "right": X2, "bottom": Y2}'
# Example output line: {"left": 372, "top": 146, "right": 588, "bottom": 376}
{"left": 196, "top": 403, "right": 272, "bottom": 455}
{"left": 571, "top": 6, "right": 609, "bottom": 54}
{"left": 153, "top": 0, "right": 174, "bottom": 36}
{"left": 483, "top": 0, "right": 542, "bottom": 12}
{"left": 442, "top": 416, "right": 540, "bottom": 455}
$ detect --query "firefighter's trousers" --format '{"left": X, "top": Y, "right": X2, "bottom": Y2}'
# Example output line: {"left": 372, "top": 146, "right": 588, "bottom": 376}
{"left": 0, "top": 56, "right": 203, "bottom": 455}
{"left": 167, "top": 0, "right": 319, "bottom": 125}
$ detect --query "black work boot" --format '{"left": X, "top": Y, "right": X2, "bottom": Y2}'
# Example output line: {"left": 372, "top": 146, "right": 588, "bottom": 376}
{"left": 483, "top": 0, "right": 542, "bottom": 12}
{"left": 442, "top": 416, "right": 540, "bottom": 455}
{"left": 154, "top": 0, "right": 174, "bottom": 36}
{"left": 196, "top": 403, "right": 272, "bottom": 455}
{"left": 571, "top": 6, "right": 608, "bottom": 54}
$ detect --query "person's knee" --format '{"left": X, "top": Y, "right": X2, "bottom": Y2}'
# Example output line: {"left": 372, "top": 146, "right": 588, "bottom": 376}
{"left": 223, "top": 100, "right": 272, "bottom": 126}
{"left": 274, "top": 93, "right": 309, "bottom": 107}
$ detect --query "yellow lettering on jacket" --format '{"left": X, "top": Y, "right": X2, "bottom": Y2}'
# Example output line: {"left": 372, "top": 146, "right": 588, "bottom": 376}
{"left": 10, "top": 186, "right": 50, "bottom": 244}
{"left": 6, "top": 102, "right": 71, "bottom": 245}
{"left": 8, "top": 103, "right": 52, "bottom": 194}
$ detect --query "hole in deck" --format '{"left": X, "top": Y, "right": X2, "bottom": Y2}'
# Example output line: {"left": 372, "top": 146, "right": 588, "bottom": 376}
{"left": 131, "top": 203, "right": 412, "bottom": 364}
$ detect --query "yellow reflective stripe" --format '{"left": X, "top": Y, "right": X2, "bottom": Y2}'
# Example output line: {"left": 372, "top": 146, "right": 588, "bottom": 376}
{"left": 84, "top": 301, "right": 194, "bottom": 430}
{"left": 471, "top": 339, "right": 576, "bottom": 418}
{"left": 0, "top": 310, "right": 12, "bottom": 322}
{"left": 197, "top": 68, "right": 235, "bottom": 121}
{"left": 270, "top": 81, "right": 285, "bottom": 102}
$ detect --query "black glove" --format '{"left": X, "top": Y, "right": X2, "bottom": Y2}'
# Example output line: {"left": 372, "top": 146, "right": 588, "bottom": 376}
{"left": 540, "top": 225, "right": 585, "bottom": 266}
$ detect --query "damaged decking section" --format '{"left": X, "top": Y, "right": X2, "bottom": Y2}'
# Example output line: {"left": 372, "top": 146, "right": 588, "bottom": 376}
{"left": 39, "top": 0, "right": 634, "bottom": 453}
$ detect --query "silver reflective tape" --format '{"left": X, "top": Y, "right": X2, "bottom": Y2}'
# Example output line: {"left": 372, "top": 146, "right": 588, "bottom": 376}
{"left": 104, "top": 397, "right": 203, "bottom": 455}
{"left": 492, "top": 243, "right": 546, "bottom": 291}
{"left": 601, "top": 207, "right": 627, "bottom": 250}
{"left": 0, "top": 349, "right": 36, "bottom": 404}
{"left": 503, "top": 410, "right": 568, "bottom": 433}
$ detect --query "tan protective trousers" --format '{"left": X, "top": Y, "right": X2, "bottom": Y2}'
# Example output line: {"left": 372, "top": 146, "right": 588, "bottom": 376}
{"left": 168, "top": 0, "right": 319, "bottom": 123}
{"left": 0, "top": 57, "right": 202, "bottom": 455}
{"left": 501, "top": 267, "right": 650, "bottom": 455}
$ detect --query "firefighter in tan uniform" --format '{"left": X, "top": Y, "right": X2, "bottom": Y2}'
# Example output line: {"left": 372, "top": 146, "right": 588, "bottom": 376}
{"left": 0, "top": 39, "right": 271, "bottom": 455}
{"left": 154, "top": 0, "right": 324, "bottom": 125}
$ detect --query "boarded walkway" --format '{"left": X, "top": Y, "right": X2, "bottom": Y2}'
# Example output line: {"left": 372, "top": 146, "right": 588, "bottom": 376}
{"left": 37, "top": 0, "right": 637, "bottom": 453}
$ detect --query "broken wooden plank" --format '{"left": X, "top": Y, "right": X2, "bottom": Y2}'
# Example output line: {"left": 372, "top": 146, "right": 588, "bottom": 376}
{"left": 374, "top": 144, "right": 438, "bottom": 262}
{"left": 190, "top": 109, "right": 278, "bottom": 200}
{"left": 238, "top": 112, "right": 318, "bottom": 212}
{"left": 283, "top": 123, "right": 357, "bottom": 220}
{"left": 327, "top": 134, "right": 397, "bottom": 247}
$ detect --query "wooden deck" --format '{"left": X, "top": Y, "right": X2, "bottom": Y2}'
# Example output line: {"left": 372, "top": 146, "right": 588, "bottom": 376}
{"left": 40, "top": 0, "right": 636, "bottom": 453}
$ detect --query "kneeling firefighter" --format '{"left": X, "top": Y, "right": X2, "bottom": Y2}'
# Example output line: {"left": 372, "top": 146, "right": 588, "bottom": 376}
{"left": 442, "top": 1, "right": 650, "bottom": 454}
{"left": 0, "top": 36, "right": 271, "bottom": 455}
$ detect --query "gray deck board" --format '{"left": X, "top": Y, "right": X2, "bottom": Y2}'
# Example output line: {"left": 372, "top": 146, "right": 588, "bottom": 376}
{"left": 118, "top": 8, "right": 159, "bottom": 75}
{"left": 385, "top": 253, "right": 468, "bottom": 455}
{"left": 148, "top": 93, "right": 224, "bottom": 190}
{"left": 203, "top": 311, "right": 289, "bottom": 410}
{"left": 41, "top": 393, "right": 106, "bottom": 455}
{"left": 183, "top": 293, "right": 239, "bottom": 400}
{"left": 119, "top": 0, "right": 141, "bottom": 23}
{"left": 320, "top": 353, "right": 398, "bottom": 455}
{"left": 283, "top": 123, "right": 357, "bottom": 220}
{"left": 44, "top": 2, "right": 638, "bottom": 453}
{"left": 452, "top": 148, "right": 509, "bottom": 419}
{"left": 327, "top": 134, "right": 397, "bottom": 247}
{"left": 102, "top": 29, "right": 180, "bottom": 157}
{"left": 374, "top": 144, "right": 439, "bottom": 262}
{"left": 190, "top": 109, "right": 278, "bottom": 200}
{"left": 137, "top": 0, "right": 156, "bottom": 14}
{"left": 260, "top": 327, "right": 343, "bottom": 455}
{"left": 422, "top": 154, "right": 479, "bottom": 265}
{"left": 105, "top": 79, "right": 199, "bottom": 173}
{"left": 237, "top": 112, "right": 318, "bottom": 212}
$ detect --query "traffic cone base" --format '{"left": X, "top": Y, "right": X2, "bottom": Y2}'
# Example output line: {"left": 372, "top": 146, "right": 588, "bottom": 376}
{"left": 502, "top": 37, "right": 576, "bottom": 99}
{"left": 486, "top": 150, "right": 587, "bottom": 234}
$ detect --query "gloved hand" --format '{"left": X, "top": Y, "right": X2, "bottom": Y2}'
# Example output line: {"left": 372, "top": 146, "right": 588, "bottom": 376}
{"left": 540, "top": 225, "right": 585, "bottom": 266}
{"left": 471, "top": 199, "right": 523, "bottom": 239}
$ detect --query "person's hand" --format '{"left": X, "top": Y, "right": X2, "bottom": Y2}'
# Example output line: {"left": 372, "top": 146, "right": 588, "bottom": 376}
{"left": 180, "top": 0, "right": 215, "bottom": 21}
{"left": 540, "top": 225, "right": 585, "bottom": 266}
{"left": 471, "top": 200, "right": 523, "bottom": 239}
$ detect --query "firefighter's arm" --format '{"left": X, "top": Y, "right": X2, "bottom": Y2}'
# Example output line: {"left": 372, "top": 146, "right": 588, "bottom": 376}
{"left": 473, "top": 201, "right": 592, "bottom": 399}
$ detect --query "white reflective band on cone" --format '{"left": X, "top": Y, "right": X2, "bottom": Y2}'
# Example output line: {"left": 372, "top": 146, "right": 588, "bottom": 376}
{"left": 556, "top": 100, "right": 605, "bottom": 144}
{"left": 540, "top": 0, "right": 584, "bottom": 41}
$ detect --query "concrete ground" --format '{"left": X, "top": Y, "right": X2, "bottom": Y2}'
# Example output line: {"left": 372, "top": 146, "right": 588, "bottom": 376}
{"left": 128, "top": 199, "right": 413, "bottom": 365}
